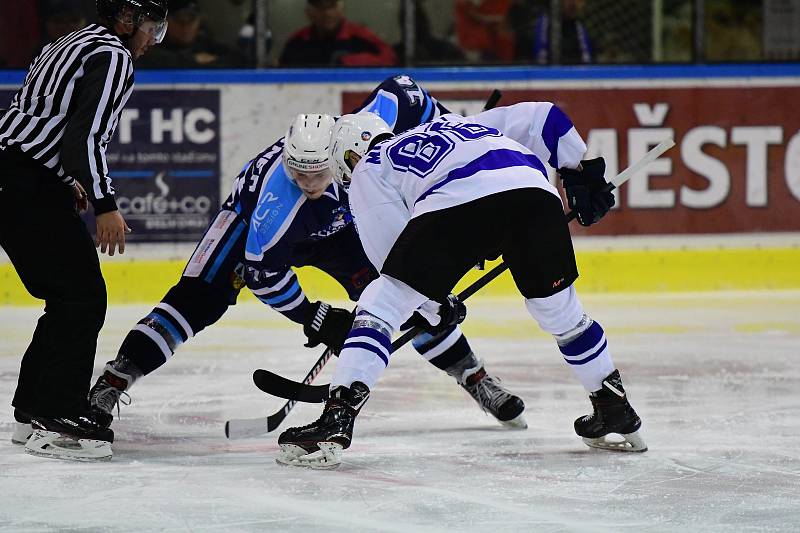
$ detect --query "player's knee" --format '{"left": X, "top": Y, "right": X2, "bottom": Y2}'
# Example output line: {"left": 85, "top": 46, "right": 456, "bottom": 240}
{"left": 163, "top": 277, "right": 231, "bottom": 333}
{"left": 411, "top": 324, "right": 458, "bottom": 353}
{"left": 358, "top": 276, "right": 428, "bottom": 330}
{"left": 524, "top": 284, "right": 584, "bottom": 335}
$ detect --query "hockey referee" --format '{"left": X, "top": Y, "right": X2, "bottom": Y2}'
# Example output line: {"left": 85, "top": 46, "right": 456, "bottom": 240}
{"left": 0, "top": 0, "right": 167, "bottom": 461}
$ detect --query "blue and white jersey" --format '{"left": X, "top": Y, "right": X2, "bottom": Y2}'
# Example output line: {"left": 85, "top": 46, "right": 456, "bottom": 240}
{"left": 358, "top": 74, "right": 448, "bottom": 134}
{"left": 212, "top": 75, "right": 448, "bottom": 322}
{"left": 348, "top": 102, "right": 587, "bottom": 271}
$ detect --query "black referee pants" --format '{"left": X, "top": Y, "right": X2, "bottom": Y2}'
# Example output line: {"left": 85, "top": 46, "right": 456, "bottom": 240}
{"left": 0, "top": 149, "right": 106, "bottom": 418}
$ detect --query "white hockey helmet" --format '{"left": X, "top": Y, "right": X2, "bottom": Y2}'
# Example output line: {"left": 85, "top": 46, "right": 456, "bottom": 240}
{"left": 329, "top": 112, "right": 392, "bottom": 185}
{"left": 282, "top": 113, "right": 336, "bottom": 184}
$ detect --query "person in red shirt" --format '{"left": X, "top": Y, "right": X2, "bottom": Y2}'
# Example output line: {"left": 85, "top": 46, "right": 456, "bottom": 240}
{"left": 454, "top": 0, "right": 515, "bottom": 63}
{"left": 280, "top": 0, "right": 396, "bottom": 67}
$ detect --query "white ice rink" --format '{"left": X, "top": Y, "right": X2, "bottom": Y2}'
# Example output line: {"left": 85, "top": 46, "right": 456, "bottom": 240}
{"left": 1, "top": 292, "right": 799, "bottom": 532}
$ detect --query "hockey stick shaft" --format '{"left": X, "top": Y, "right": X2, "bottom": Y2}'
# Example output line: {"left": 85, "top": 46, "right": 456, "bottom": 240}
{"left": 248, "top": 138, "right": 676, "bottom": 405}
{"left": 224, "top": 348, "right": 334, "bottom": 438}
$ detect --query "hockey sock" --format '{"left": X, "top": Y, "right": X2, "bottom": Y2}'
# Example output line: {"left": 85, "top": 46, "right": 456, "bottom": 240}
{"left": 555, "top": 316, "right": 615, "bottom": 392}
{"left": 118, "top": 302, "right": 194, "bottom": 375}
{"left": 331, "top": 310, "right": 394, "bottom": 389}
{"left": 525, "top": 285, "right": 614, "bottom": 392}
{"left": 412, "top": 325, "right": 474, "bottom": 372}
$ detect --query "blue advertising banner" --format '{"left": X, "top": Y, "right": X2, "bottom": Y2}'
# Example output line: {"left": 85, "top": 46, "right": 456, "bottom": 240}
{"left": 0, "top": 88, "right": 220, "bottom": 242}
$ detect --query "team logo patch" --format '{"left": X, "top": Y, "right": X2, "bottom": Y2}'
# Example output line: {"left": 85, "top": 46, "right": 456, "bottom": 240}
{"left": 361, "top": 131, "right": 372, "bottom": 141}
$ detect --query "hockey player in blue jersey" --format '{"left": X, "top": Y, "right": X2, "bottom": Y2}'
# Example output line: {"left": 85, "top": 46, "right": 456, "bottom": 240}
{"left": 75, "top": 76, "right": 527, "bottom": 439}
{"left": 276, "top": 104, "right": 646, "bottom": 469}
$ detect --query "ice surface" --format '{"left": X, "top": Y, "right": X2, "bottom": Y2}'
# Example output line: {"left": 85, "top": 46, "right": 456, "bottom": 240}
{"left": 2, "top": 292, "right": 799, "bottom": 532}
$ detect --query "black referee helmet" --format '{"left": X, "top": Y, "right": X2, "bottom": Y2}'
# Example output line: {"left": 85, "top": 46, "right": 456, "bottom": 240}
{"left": 96, "top": 0, "right": 168, "bottom": 24}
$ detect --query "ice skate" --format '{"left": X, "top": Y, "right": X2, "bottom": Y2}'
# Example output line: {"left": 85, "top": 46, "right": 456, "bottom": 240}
{"left": 88, "top": 356, "right": 141, "bottom": 427}
{"left": 459, "top": 363, "right": 527, "bottom": 429}
{"left": 25, "top": 415, "right": 114, "bottom": 461}
{"left": 11, "top": 409, "right": 32, "bottom": 445}
{"left": 575, "top": 370, "right": 647, "bottom": 452}
{"left": 276, "top": 381, "right": 370, "bottom": 469}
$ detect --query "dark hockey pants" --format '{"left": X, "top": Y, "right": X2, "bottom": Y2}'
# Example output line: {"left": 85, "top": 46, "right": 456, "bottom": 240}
{"left": 0, "top": 149, "right": 106, "bottom": 418}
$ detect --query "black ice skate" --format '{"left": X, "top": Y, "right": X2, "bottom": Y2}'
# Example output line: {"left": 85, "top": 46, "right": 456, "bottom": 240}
{"left": 276, "top": 381, "right": 370, "bottom": 469}
{"left": 88, "top": 356, "right": 142, "bottom": 428}
{"left": 25, "top": 414, "right": 114, "bottom": 461}
{"left": 574, "top": 370, "right": 647, "bottom": 452}
{"left": 460, "top": 364, "right": 527, "bottom": 429}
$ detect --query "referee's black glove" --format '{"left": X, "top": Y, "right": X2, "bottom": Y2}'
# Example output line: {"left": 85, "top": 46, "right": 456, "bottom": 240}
{"left": 559, "top": 157, "right": 615, "bottom": 227}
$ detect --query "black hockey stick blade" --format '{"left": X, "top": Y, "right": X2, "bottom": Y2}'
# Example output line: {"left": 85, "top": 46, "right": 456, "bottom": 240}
{"left": 226, "top": 348, "right": 334, "bottom": 438}
{"left": 252, "top": 369, "right": 329, "bottom": 403}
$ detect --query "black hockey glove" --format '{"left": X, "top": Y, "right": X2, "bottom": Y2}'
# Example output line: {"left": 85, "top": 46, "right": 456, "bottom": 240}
{"left": 559, "top": 157, "right": 615, "bottom": 227}
{"left": 400, "top": 294, "right": 467, "bottom": 334}
{"left": 303, "top": 302, "right": 355, "bottom": 355}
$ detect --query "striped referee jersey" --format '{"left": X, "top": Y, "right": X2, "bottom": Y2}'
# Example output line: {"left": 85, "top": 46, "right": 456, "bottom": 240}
{"left": 0, "top": 24, "right": 134, "bottom": 214}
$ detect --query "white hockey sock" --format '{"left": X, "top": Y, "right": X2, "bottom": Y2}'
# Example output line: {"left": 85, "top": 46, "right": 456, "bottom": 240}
{"left": 556, "top": 319, "right": 615, "bottom": 392}
{"left": 331, "top": 310, "right": 394, "bottom": 389}
{"left": 525, "top": 285, "right": 615, "bottom": 392}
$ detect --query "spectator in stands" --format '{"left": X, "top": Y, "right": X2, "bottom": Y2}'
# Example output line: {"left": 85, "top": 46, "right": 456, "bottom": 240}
{"left": 280, "top": 0, "right": 396, "bottom": 67}
{"left": 0, "top": 2, "right": 41, "bottom": 68}
{"left": 453, "top": 0, "right": 516, "bottom": 63}
{"left": 531, "top": 0, "right": 594, "bottom": 64}
{"left": 138, "top": 0, "right": 247, "bottom": 68}
{"left": 395, "top": 0, "right": 465, "bottom": 65}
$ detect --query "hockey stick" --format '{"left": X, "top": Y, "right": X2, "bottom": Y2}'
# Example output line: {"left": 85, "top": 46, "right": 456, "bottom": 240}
{"left": 223, "top": 90, "right": 509, "bottom": 438}
{"left": 248, "top": 137, "right": 676, "bottom": 405}
{"left": 225, "top": 348, "right": 335, "bottom": 438}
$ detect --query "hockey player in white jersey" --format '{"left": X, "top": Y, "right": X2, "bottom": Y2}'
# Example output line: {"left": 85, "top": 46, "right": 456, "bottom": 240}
{"left": 277, "top": 103, "right": 646, "bottom": 468}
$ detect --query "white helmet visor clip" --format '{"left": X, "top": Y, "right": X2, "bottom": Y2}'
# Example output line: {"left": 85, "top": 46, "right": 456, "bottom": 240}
{"left": 329, "top": 112, "right": 392, "bottom": 186}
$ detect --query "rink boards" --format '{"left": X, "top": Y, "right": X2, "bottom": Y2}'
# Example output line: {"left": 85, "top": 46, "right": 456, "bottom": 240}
{"left": 2, "top": 242, "right": 798, "bottom": 306}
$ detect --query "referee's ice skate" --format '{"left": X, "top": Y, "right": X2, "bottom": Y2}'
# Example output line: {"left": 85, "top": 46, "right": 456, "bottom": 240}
{"left": 276, "top": 382, "right": 370, "bottom": 469}
{"left": 24, "top": 415, "right": 114, "bottom": 461}
{"left": 574, "top": 370, "right": 647, "bottom": 452}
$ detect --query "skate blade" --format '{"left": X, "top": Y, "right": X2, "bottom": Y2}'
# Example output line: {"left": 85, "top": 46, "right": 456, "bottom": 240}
{"left": 582, "top": 431, "right": 648, "bottom": 453}
{"left": 24, "top": 430, "right": 113, "bottom": 461}
{"left": 11, "top": 422, "right": 33, "bottom": 445}
{"left": 499, "top": 413, "right": 528, "bottom": 430}
{"left": 275, "top": 441, "right": 343, "bottom": 470}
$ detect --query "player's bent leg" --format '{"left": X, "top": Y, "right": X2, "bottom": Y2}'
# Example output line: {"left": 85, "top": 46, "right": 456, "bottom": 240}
{"left": 525, "top": 285, "right": 646, "bottom": 452}
{"left": 89, "top": 277, "right": 234, "bottom": 427}
{"left": 278, "top": 276, "right": 425, "bottom": 468}
{"left": 414, "top": 326, "right": 526, "bottom": 428}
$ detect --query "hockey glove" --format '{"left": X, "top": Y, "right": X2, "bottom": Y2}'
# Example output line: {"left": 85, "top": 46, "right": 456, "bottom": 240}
{"left": 401, "top": 294, "right": 467, "bottom": 334}
{"left": 303, "top": 301, "right": 355, "bottom": 354}
{"left": 559, "top": 157, "right": 615, "bottom": 227}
